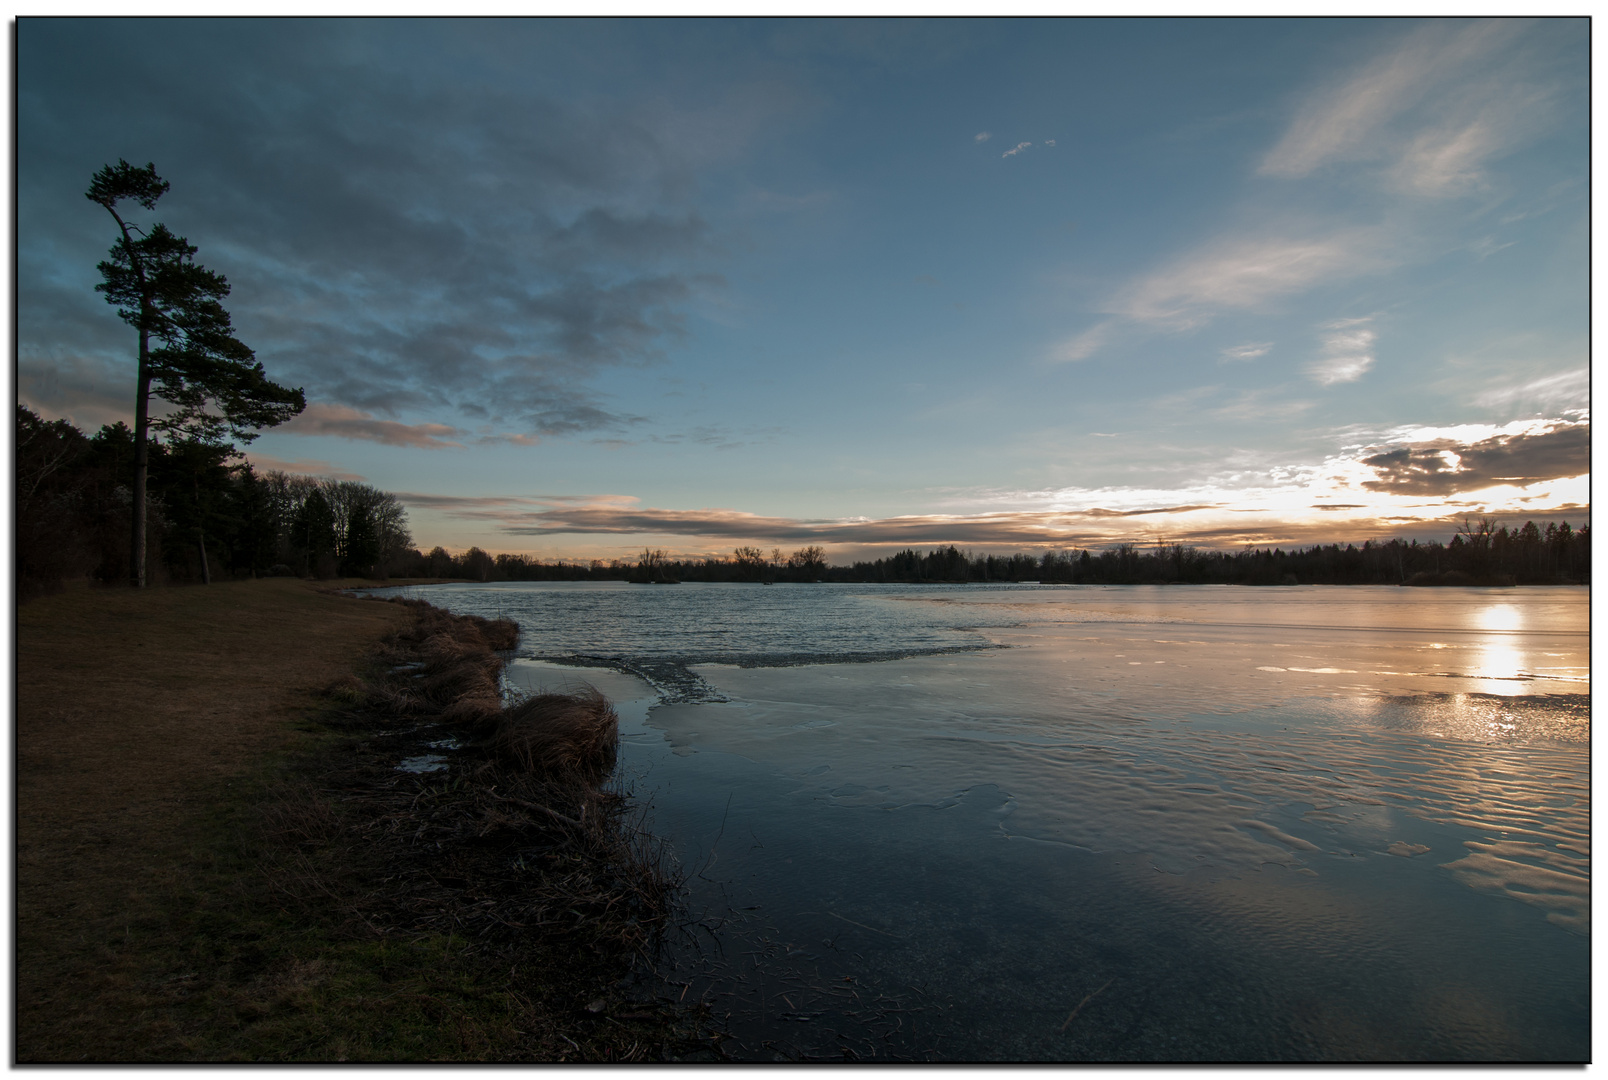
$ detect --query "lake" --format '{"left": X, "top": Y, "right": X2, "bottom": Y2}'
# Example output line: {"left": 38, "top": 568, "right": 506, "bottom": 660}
{"left": 372, "top": 581, "right": 1589, "bottom": 1062}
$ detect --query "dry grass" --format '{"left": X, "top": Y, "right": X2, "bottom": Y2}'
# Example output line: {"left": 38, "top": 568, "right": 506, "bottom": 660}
{"left": 16, "top": 577, "right": 412, "bottom": 1061}
{"left": 16, "top": 579, "right": 719, "bottom": 1062}
{"left": 473, "top": 689, "right": 619, "bottom": 782}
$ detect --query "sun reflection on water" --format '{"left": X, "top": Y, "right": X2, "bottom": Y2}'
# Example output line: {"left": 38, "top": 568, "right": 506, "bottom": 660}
{"left": 1468, "top": 604, "right": 1529, "bottom": 693}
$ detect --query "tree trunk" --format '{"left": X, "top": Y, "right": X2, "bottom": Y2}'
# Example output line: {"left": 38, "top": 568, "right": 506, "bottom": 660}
{"left": 198, "top": 530, "right": 211, "bottom": 585}
{"left": 130, "top": 328, "right": 151, "bottom": 588}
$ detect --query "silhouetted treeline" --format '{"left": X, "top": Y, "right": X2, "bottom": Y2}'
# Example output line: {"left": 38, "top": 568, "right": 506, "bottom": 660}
{"left": 27, "top": 404, "right": 1583, "bottom": 595}
{"left": 830, "top": 528, "right": 1588, "bottom": 586}
{"left": 18, "top": 406, "right": 413, "bottom": 596}
{"left": 389, "top": 544, "right": 832, "bottom": 584}
{"left": 388, "top": 528, "right": 1588, "bottom": 587}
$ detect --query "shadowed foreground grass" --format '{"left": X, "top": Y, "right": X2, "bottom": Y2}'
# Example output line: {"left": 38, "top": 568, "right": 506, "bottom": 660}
{"left": 16, "top": 578, "right": 708, "bottom": 1062}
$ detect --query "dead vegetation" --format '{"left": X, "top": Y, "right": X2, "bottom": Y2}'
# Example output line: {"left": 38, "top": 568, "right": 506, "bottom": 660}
{"left": 247, "top": 596, "right": 724, "bottom": 1061}
{"left": 17, "top": 580, "right": 722, "bottom": 1062}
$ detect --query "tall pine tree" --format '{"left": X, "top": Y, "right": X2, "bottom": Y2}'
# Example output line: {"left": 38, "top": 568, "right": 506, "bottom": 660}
{"left": 88, "top": 160, "right": 306, "bottom": 586}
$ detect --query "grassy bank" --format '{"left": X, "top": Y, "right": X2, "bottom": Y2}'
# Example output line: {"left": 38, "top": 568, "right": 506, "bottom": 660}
{"left": 16, "top": 578, "right": 713, "bottom": 1062}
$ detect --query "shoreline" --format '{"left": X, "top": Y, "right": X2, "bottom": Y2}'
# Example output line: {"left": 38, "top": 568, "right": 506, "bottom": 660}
{"left": 16, "top": 578, "right": 718, "bottom": 1062}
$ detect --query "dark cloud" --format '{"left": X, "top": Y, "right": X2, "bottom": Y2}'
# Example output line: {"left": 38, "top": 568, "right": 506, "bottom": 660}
{"left": 1361, "top": 423, "right": 1589, "bottom": 496}
{"left": 19, "top": 19, "right": 744, "bottom": 439}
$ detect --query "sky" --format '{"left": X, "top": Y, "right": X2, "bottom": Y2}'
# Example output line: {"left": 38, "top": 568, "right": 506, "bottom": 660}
{"left": 18, "top": 17, "right": 1590, "bottom": 563}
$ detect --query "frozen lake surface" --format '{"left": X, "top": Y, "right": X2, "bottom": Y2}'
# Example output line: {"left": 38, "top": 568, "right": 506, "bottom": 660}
{"left": 376, "top": 581, "right": 1589, "bottom": 1061}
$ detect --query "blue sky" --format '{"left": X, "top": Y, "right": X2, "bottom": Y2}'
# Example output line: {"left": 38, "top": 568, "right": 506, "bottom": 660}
{"left": 19, "top": 18, "right": 1588, "bottom": 561}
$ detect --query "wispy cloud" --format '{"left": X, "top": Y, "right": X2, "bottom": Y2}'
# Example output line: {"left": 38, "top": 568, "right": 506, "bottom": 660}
{"left": 1468, "top": 235, "right": 1518, "bottom": 260}
{"left": 243, "top": 453, "right": 366, "bottom": 481}
{"left": 1221, "top": 342, "right": 1273, "bottom": 362}
{"left": 478, "top": 432, "right": 543, "bottom": 447}
{"left": 18, "top": 350, "right": 134, "bottom": 433}
{"left": 1391, "top": 117, "right": 1501, "bottom": 196}
{"left": 1258, "top": 20, "right": 1551, "bottom": 198}
{"left": 279, "top": 403, "right": 466, "bottom": 449}
{"left": 974, "top": 131, "right": 991, "bottom": 142}
{"left": 1002, "top": 141, "right": 1031, "bottom": 158}
{"left": 398, "top": 492, "right": 640, "bottom": 513}
{"left": 1472, "top": 368, "right": 1588, "bottom": 411}
{"left": 1209, "top": 389, "right": 1315, "bottom": 422}
{"left": 1050, "top": 320, "right": 1117, "bottom": 363}
{"left": 1307, "top": 317, "right": 1377, "bottom": 386}
{"left": 1108, "top": 230, "right": 1388, "bottom": 331}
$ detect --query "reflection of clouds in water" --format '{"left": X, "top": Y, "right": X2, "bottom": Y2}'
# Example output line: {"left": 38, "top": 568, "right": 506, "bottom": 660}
{"left": 1443, "top": 839, "right": 1590, "bottom": 933}
{"left": 430, "top": 582, "right": 1589, "bottom": 1058}
{"left": 697, "top": 657, "right": 1590, "bottom": 934}
{"left": 987, "top": 708, "right": 1589, "bottom": 933}
{"left": 464, "top": 585, "right": 1591, "bottom": 937}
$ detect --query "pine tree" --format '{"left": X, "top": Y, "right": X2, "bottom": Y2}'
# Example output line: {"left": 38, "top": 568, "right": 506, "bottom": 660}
{"left": 88, "top": 160, "right": 306, "bottom": 586}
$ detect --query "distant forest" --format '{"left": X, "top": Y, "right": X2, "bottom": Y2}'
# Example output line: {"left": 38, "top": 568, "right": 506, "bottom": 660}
{"left": 20, "top": 405, "right": 1589, "bottom": 596}
{"left": 413, "top": 526, "right": 1588, "bottom": 588}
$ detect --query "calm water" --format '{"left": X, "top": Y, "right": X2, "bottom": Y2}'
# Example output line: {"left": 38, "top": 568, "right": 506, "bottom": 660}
{"left": 372, "top": 581, "right": 1589, "bottom": 1061}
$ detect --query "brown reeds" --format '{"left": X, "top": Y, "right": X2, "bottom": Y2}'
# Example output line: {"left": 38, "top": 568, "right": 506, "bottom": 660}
{"left": 248, "top": 594, "right": 717, "bottom": 1060}
{"left": 472, "top": 689, "right": 619, "bottom": 783}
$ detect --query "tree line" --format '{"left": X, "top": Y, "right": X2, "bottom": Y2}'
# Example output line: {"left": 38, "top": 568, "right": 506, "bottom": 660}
{"left": 386, "top": 525, "right": 1588, "bottom": 587}
{"left": 829, "top": 528, "right": 1587, "bottom": 586}
{"left": 389, "top": 544, "right": 832, "bottom": 583}
{"left": 18, "top": 406, "right": 412, "bottom": 597}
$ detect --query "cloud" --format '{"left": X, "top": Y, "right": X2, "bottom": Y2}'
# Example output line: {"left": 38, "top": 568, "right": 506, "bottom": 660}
{"left": 1468, "top": 235, "right": 1518, "bottom": 260}
{"left": 1002, "top": 141, "right": 1031, "bottom": 158}
{"left": 1049, "top": 320, "right": 1116, "bottom": 363}
{"left": 1220, "top": 342, "right": 1273, "bottom": 362}
{"left": 650, "top": 423, "right": 783, "bottom": 450}
{"left": 18, "top": 348, "right": 134, "bottom": 432}
{"left": 975, "top": 131, "right": 991, "bottom": 142}
{"left": 1258, "top": 20, "right": 1555, "bottom": 197}
{"left": 19, "top": 21, "right": 745, "bottom": 443}
{"left": 243, "top": 453, "right": 366, "bottom": 481}
{"left": 1391, "top": 117, "right": 1501, "bottom": 196}
{"left": 394, "top": 414, "right": 1588, "bottom": 554}
{"left": 477, "top": 432, "right": 543, "bottom": 447}
{"left": 278, "top": 403, "right": 466, "bottom": 449}
{"left": 416, "top": 498, "right": 1583, "bottom": 555}
{"left": 430, "top": 503, "right": 1223, "bottom": 546}
{"left": 1259, "top": 21, "right": 1513, "bottom": 176}
{"left": 1209, "top": 390, "right": 1315, "bottom": 423}
{"left": 1047, "top": 23, "right": 1569, "bottom": 364}
{"left": 1359, "top": 421, "right": 1588, "bottom": 496}
{"left": 1472, "top": 368, "right": 1588, "bottom": 411}
{"left": 1044, "top": 139, "right": 1056, "bottom": 147}
{"left": 1109, "top": 230, "right": 1389, "bottom": 331}
{"left": 1307, "top": 317, "right": 1377, "bottom": 386}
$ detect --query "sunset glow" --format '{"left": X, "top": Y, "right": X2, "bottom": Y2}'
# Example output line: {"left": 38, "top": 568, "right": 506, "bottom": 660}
{"left": 19, "top": 18, "right": 1587, "bottom": 562}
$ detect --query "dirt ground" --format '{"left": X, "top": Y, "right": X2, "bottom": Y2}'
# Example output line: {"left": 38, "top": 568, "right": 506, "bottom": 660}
{"left": 16, "top": 577, "right": 413, "bottom": 1060}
